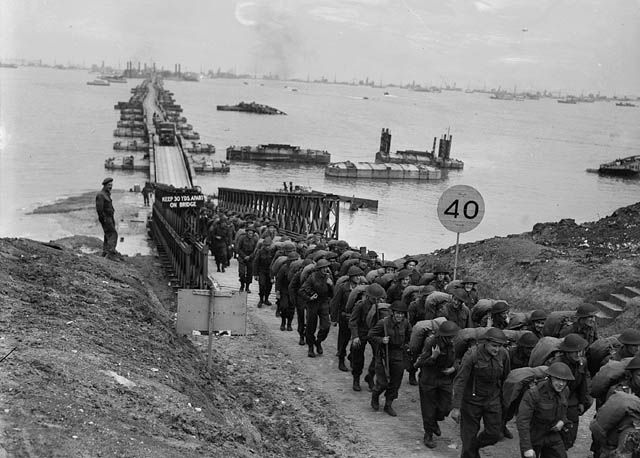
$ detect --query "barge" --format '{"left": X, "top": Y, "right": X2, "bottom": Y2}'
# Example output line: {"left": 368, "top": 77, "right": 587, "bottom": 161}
{"left": 185, "top": 142, "right": 216, "bottom": 154}
{"left": 190, "top": 157, "right": 230, "bottom": 173}
{"left": 105, "top": 156, "right": 149, "bottom": 171}
{"left": 226, "top": 144, "right": 331, "bottom": 164}
{"left": 87, "top": 79, "right": 110, "bottom": 86}
{"left": 325, "top": 161, "right": 441, "bottom": 180}
{"left": 217, "top": 101, "right": 286, "bottom": 115}
{"left": 113, "top": 127, "right": 147, "bottom": 138}
{"left": 375, "top": 128, "right": 464, "bottom": 169}
{"left": 113, "top": 140, "right": 149, "bottom": 152}
{"left": 595, "top": 155, "right": 640, "bottom": 176}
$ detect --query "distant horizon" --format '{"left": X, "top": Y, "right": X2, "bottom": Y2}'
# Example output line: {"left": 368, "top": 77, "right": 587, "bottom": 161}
{"left": 4, "top": 58, "right": 639, "bottom": 99}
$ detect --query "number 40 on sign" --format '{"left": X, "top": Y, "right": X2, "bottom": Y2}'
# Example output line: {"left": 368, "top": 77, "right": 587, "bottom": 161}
{"left": 437, "top": 185, "right": 485, "bottom": 279}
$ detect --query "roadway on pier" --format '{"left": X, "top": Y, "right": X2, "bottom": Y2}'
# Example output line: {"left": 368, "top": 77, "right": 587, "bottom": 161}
{"left": 144, "top": 79, "right": 192, "bottom": 189}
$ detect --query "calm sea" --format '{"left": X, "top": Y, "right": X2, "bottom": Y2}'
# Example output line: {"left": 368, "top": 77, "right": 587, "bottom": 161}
{"left": 1, "top": 67, "right": 639, "bottom": 259}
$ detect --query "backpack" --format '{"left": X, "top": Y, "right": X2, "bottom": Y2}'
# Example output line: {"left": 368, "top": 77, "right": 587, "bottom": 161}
{"left": 591, "top": 357, "right": 632, "bottom": 399}
{"left": 586, "top": 335, "right": 621, "bottom": 377}
{"left": 528, "top": 336, "right": 563, "bottom": 367}
{"left": 345, "top": 285, "right": 368, "bottom": 314}
{"left": 470, "top": 299, "right": 495, "bottom": 325}
{"left": 409, "top": 317, "right": 447, "bottom": 355}
{"left": 502, "top": 366, "right": 548, "bottom": 412}
{"left": 366, "top": 302, "right": 391, "bottom": 329}
{"left": 542, "top": 311, "right": 574, "bottom": 337}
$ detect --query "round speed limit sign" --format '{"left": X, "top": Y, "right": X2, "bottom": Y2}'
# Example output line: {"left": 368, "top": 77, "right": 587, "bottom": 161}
{"left": 437, "top": 185, "right": 485, "bottom": 233}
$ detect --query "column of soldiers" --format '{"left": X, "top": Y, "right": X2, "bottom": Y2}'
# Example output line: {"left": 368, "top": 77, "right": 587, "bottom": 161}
{"left": 200, "top": 208, "right": 640, "bottom": 458}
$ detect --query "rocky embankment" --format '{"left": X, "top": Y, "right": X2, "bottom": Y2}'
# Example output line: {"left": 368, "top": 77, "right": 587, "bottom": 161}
{"left": 411, "top": 202, "right": 640, "bottom": 331}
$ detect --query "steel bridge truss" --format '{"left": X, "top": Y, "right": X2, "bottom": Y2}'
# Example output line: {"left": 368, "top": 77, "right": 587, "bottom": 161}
{"left": 150, "top": 184, "right": 209, "bottom": 289}
{"left": 217, "top": 187, "right": 340, "bottom": 239}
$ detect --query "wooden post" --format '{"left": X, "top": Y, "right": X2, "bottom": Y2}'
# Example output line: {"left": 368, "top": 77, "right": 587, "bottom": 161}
{"left": 206, "top": 285, "right": 215, "bottom": 370}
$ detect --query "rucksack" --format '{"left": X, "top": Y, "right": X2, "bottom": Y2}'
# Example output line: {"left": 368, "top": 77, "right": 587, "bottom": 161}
{"left": 366, "top": 302, "right": 391, "bottom": 329}
{"left": 586, "top": 335, "right": 621, "bottom": 377}
{"left": 409, "top": 317, "right": 447, "bottom": 355}
{"left": 542, "top": 311, "right": 574, "bottom": 337}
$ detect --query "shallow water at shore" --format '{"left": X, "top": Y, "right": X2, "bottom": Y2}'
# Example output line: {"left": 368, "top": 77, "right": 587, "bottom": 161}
{"left": 2, "top": 67, "right": 639, "bottom": 258}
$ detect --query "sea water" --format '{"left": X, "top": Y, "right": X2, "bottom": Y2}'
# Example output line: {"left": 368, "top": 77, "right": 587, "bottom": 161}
{"left": 1, "top": 67, "right": 639, "bottom": 259}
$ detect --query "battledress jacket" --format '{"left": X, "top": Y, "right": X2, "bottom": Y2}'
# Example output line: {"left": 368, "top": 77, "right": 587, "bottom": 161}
{"left": 452, "top": 344, "right": 511, "bottom": 409}
{"left": 516, "top": 379, "right": 569, "bottom": 452}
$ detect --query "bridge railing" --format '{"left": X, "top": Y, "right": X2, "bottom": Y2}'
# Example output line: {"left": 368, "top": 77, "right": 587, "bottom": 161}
{"left": 150, "top": 185, "right": 208, "bottom": 289}
{"left": 217, "top": 187, "right": 340, "bottom": 239}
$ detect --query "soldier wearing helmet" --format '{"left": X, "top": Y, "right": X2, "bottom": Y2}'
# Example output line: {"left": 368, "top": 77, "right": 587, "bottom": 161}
{"left": 480, "top": 301, "right": 510, "bottom": 329}
{"left": 386, "top": 269, "right": 412, "bottom": 304}
{"left": 526, "top": 310, "right": 548, "bottom": 339}
{"left": 559, "top": 304, "right": 599, "bottom": 345}
{"left": 428, "top": 263, "right": 451, "bottom": 292}
{"left": 457, "top": 277, "right": 479, "bottom": 308}
{"left": 299, "top": 259, "right": 334, "bottom": 358}
{"left": 451, "top": 327, "right": 511, "bottom": 458}
{"left": 517, "top": 362, "right": 573, "bottom": 458}
{"left": 236, "top": 224, "right": 259, "bottom": 293}
{"left": 549, "top": 333, "right": 591, "bottom": 449}
{"left": 510, "top": 331, "right": 540, "bottom": 370}
{"left": 349, "top": 283, "right": 387, "bottom": 392}
{"left": 330, "top": 266, "right": 365, "bottom": 372}
{"left": 605, "top": 329, "right": 640, "bottom": 366}
{"left": 446, "top": 289, "right": 473, "bottom": 330}
{"left": 368, "top": 301, "right": 412, "bottom": 417}
{"left": 414, "top": 320, "right": 460, "bottom": 449}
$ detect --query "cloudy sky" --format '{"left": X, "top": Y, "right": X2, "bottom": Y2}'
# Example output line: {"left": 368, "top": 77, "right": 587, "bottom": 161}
{"left": 2, "top": 0, "right": 639, "bottom": 93}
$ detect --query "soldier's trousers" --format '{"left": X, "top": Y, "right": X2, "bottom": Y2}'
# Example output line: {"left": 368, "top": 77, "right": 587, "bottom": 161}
{"left": 305, "top": 302, "right": 330, "bottom": 346}
{"left": 336, "top": 315, "right": 350, "bottom": 358}
{"left": 418, "top": 372, "right": 453, "bottom": 434}
{"left": 257, "top": 271, "right": 272, "bottom": 299}
{"left": 372, "top": 353, "right": 405, "bottom": 402}
{"left": 565, "top": 404, "right": 579, "bottom": 449}
{"left": 101, "top": 217, "right": 118, "bottom": 256}
{"left": 350, "top": 337, "right": 376, "bottom": 379}
{"left": 460, "top": 398, "right": 502, "bottom": 458}
{"left": 238, "top": 261, "right": 253, "bottom": 285}
{"left": 296, "top": 301, "right": 306, "bottom": 338}
{"left": 531, "top": 432, "right": 567, "bottom": 458}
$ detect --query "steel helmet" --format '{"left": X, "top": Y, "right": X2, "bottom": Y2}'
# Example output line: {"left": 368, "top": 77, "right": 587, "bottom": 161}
{"left": 618, "top": 329, "right": 640, "bottom": 346}
{"left": 438, "top": 320, "right": 460, "bottom": 337}
{"left": 347, "top": 266, "right": 365, "bottom": 277}
{"left": 575, "top": 304, "right": 598, "bottom": 319}
{"left": 383, "top": 260, "right": 397, "bottom": 269}
{"left": 484, "top": 328, "right": 508, "bottom": 345}
{"left": 313, "top": 259, "right": 332, "bottom": 270}
{"left": 404, "top": 257, "right": 418, "bottom": 267}
{"left": 546, "top": 362, "right": 575, "bottom": 381}
{"left": 558, "top": 333, "right": 588, "bottom": 352}
{"left": 396, "top": 269, "right": 411, "bottom": 280}
{"left": 451, "top": 288, "right": 468, "bottom": 303}
{"left": 491, "top": 301, "right": 509, "bottom": 314}
{"left": 432, "top": 263, "right": 449, "bottom": 274}
{"left": 390, "top": 300, "right": 408, "bottom": 313}
{"left": 461, "top": 277, "right": 478, "bottom": 285}
{"left": 530, "top": 310, "right": 548, "bottom": 322}
{"left": 626, "top": 355, "right": 640, "bottom": 371}
{"left": 517, "top": 331, "right": 539, "bottom": 348}
{"left": 365, "top": 283, "right": 386, "bottom": 299}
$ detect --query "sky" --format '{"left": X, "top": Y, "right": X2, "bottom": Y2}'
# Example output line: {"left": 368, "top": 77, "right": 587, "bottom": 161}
{"left": 1, "top": 0, "right": 639, "bottom": 94}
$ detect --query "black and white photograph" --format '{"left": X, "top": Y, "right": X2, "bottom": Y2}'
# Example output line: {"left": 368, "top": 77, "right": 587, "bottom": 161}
{"left": 1, "top": 1, "right": 639, "bottom": 457}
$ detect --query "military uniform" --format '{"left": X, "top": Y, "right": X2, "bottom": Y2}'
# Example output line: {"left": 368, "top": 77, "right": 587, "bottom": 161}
{"left": 452, "top": 337, "right": 511, "bottom": 458}
{"left": 349, "top": 295, "right": 382, "bottom": 389}
{"left": 95, "top": 179, "right": 118, "bottom": 257}
{"left": 299, "top": 262, "right": 334, "bottom": 356}
{"left": 517, "top": 379, "right": 570, "bottom": 458}
{"left": 415, "top": 333, "right": 457, "bottom": 442}
{"left": 330, "top": 274, "right": 361, "bottom": 370}
{"left": 368, "top": 309, "right": 411, "bottom": 415}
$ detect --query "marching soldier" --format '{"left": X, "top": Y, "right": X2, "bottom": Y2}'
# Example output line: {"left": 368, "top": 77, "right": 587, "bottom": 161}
{"left": 299, "top": 259, "right": 334, "bottom": 358}
{"left": 330, "top": 266, "right": 365, "bottom": 372}
{"left": 526, "top": 310, "right": 548, "bottom": 339}
{"left": 414, "top": 320, "right": 460, "bottom": 448}
{"left": 349, "top": 283, "right": 387, "bottom": 392}
{"left": 517, "top": 362, "right": 573, "bottom": 458}
{"left": 560, "top": 304, "right": 599, "bottom": 345}
{"left": 368, "top": 300, "right": 412, "bottom": 417}
{"left": 548, "top": 333, "right": 592, "bottom": 450}
{"left": 451, "top": 327, "right": 511, "bottom": 458}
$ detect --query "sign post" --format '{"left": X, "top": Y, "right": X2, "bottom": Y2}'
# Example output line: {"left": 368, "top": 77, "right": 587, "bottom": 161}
{"left": 437, "top": 185, "right": 485, "bottom": 280}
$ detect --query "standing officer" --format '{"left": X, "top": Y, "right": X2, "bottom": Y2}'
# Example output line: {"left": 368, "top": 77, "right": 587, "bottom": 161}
{"left": 517, "top": 362, "right": 573, "bottom": 458}
{"left": 414, "top": 320, "right": 460, "bottom": 448}
{"left": 96, "top": 177, "right": 119, "bottom": 259}
{"left": 299, "top": 259, "right": 334, "bottom": 358}
{"left": 549, "top": 333, "right": 591, "bottom": 450}
{"left": 451, "top": 327, "right": 511, "bottom": 458}
{"left": 330, "top": 266, "right": 365, "bottom": 372}
{"left": 368, "top": 300, "right": 412, "bottom": 417}
{"left": 349, "top": 283, "right": 387, "bottom": 392}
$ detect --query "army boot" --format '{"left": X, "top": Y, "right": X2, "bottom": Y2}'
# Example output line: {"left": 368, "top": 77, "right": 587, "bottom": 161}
{"left": 370, "top": 392, "right": 380, "bottom": 411}
{"left": 384, "top": 401, "right": 397, "bottom": 417}
{"left": 338, "top": 357, "right": 348, "bottom": 372}
{"left": 307, "top": 345, "right": 316, "bottom": 358}
{"left": 352, "top": 376, "right": 361, "bottom": 392}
